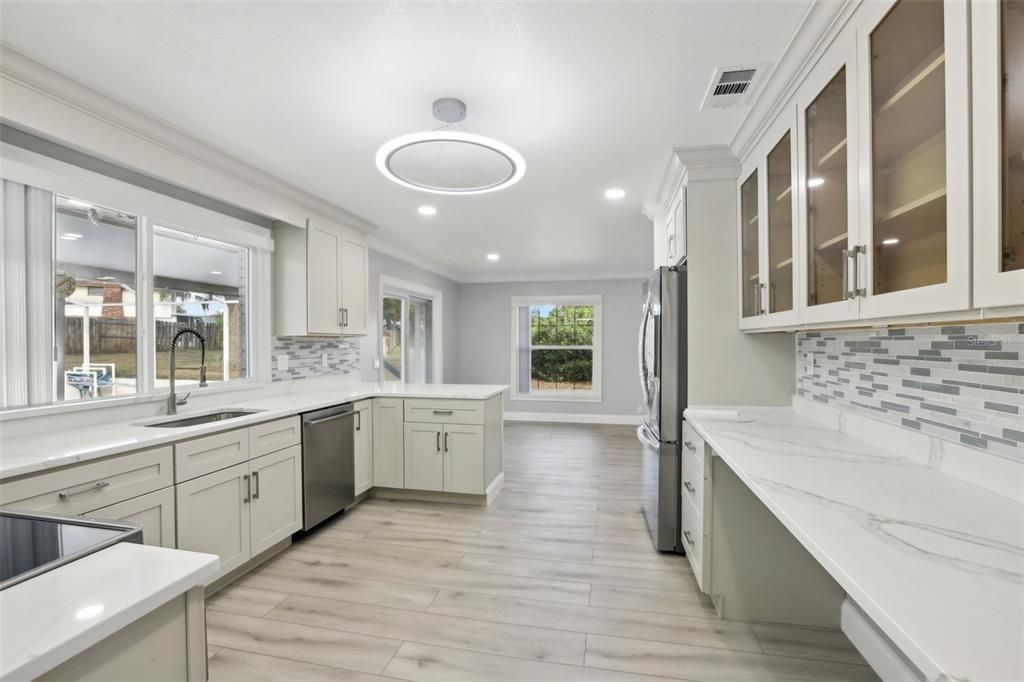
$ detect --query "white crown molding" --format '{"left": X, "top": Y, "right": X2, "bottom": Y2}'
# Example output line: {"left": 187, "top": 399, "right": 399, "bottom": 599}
{"left": 646, "top": 145, "right": 739, "bottom": 215}
{"left": 0, "top": 44, "right": 376, "bottom": 233}
{"left": 459, "top": 270, "right": 650, "bottom": 285}
{"left": 729, "top": 0, "right": 861, "bottom": 162}
{"left": 504, "top": 411, "right": 641, "bottom": 426}
{"left": 365, "top": 235, "right": 465, "bottom": 283}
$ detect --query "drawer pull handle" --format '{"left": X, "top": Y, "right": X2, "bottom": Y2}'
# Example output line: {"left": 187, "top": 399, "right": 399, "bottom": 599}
{"left": 683, "top": 441, "right": 696, "bottom": 452}
{"left": 683, "top": 480, "right": 695, "bottom": 494}
{"left": 683, "top": 530, "right": 695, "bottom": 546}
{"left": 432, "top": 410, "right": 454, "bottom": 416}
{"left": 59, "top": 481, "right": 110, "bottom": 500}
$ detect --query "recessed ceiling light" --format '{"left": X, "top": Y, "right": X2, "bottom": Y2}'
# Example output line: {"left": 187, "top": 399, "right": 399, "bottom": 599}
{"left": 604, "top": 188, "right": 626, "bottom": 200}
{"left": 209, "top": 270, "right": 222, "bottom": 275}
{"left": 61, "top": 233, "right": 82, "bottom": 241}
{"left": 486, "top": 253, "right": 500, "bottom": 261}
{"left": 807, "top": 177, "right": 825, "bottom": 188}
{"left": 882, "top": 238, "right": 899, "bottom": 246}
{"left": 418, "top": 205, "right": 437, "bottom": 216}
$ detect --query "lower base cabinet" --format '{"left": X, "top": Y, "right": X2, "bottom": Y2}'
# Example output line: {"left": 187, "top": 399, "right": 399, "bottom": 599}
{"left": 87, "top": 487, "right": 177, "bottom": 549}
{"left": 354, "top": 399, "right": 373, "bottom": 495}
{"left": 176, "top": 445, "right": 301, "bottom": 581}
{"left": 373, "top": 398, "right": 405, "bottom": 487}
{"left": 403, "top": 422, "right": 485, "bottom": 494}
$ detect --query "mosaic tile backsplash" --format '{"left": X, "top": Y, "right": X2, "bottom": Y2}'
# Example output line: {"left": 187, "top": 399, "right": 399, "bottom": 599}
{"left": 796, "top": 322, "right": 1024, "bottom": 459}
{"left": 272, "top": 336, "right": 360, "bottom": 381}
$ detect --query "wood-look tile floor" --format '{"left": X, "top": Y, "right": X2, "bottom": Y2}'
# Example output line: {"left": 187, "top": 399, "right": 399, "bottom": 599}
{"left": 207, "top": 423, "right": 879, "bottom": 682}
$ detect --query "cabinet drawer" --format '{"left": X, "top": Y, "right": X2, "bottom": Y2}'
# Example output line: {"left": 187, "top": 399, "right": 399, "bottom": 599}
{"left": 175, "top": 429, "right": 249, "bottom": 483}
{"left": 682, "top": 446, "right": 704, "bottom": 512}
{"left": 681, "top": 489, "right": 705, "bottom": 590}
{"left": 249, "top": 416, "right": 301, "bottom": 458}
{"left": 681, "top": 422, "right": 706, "bottom": 476}
{"left": 405, "top": 399, "right": 483, "bottom": 425}
{"left": 0, "top": 447, "right": 173, "bottom": 516}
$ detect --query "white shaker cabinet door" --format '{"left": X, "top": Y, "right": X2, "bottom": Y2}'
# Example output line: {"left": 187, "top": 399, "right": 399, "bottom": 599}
{"left": 443, "top": 424, "right": 485, "bottom": 495}
{"left": 403, "top": 423, "right": 444, "bottom": 492}
{"left": 372, "top": 398, "right": 405, "bottom": 488}
{"left": 176, "top": 461, "right": 251, "bottom": 581}
{"left": 250, "top": 445, "right": 302, "bottom": 556}
{"left": 341, "top": 233, "right": 369, "bottom": 335}
{"left": 306, "top": 219, "right": 344, "bottom": 335}
{"left": 354, "top": 400, "right": 373, "bottom": 495}
{"left": 86, "top": 487, "right": 176, "bottom": 549}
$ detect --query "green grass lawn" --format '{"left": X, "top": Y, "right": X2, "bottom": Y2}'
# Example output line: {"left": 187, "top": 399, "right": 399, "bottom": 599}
{"left": 64, "top": 348, "right": 231, "bottom": 381}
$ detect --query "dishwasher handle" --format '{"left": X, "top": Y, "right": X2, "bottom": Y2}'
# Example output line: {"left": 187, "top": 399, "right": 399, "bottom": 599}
{"left": 304, "top": 410, "right": 357, "bottom": 427}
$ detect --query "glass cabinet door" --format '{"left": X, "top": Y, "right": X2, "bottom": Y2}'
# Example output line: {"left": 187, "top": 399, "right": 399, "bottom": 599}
{"left": 740, "top": 170, "right": 761, "bottom": 318}
{"left": 1002, "top": 0, "right": 1023, "bottom": 273}
{"left": 766, "top": 132, "right": 794, "bottom": 313}
{"left": 870, "top": 0, "right": 947, "bottom": 295}
{"left": 806, "top": 68, "right": 849, "bottom": 307}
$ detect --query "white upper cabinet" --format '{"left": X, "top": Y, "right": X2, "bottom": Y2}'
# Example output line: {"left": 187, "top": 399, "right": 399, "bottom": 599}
{"left": 739, "top": 0, "right": 979, "bottom": 330}
{"left": 795, "top": 32, "right": 861, "bottom": 325}
{"left": 273, "top": 217, "right": 369, "bottom": 337}
{"left": 972, "top": 0, "right": 1024, "bottom": 309}
{"left": 652, "top": 184, "right": 687, "bottom": 269}
{"left": 738, "top": 113, "right": 800, "bottom": 330}
{"left": 853, "top": 0, "right": 971, "bottom": 319}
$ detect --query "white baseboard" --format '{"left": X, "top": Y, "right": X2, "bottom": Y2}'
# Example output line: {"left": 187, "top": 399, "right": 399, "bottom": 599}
{"left": 504, "top": 412, "right": 642, "bottom": 426}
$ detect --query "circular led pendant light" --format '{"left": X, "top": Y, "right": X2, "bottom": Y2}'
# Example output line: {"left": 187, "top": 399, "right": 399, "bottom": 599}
{"left": 376, "top": 98, "right": 526, "bottom": 195}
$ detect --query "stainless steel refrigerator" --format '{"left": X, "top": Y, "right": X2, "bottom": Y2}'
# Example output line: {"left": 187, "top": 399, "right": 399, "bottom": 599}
{"left": 638, "top": 265, "right": 686, "bottom": 553}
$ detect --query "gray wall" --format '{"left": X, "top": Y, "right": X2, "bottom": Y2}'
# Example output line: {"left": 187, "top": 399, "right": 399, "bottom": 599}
{"left": 360, "top": 250, "right": 461, "bottom": 383}
{"left": 458, "top": 279, "right": 644, "bottom": 416}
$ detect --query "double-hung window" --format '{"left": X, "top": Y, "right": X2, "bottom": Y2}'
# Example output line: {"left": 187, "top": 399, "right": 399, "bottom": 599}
{"left": 510, "top": 296, "right": 602, "bottom": 401}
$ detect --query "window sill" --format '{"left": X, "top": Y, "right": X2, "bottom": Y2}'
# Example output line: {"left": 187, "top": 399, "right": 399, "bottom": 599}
{"left": 510, "top": 393, "right": 604, "bottom": 403}
{"left": 0, "top": 379, "right": 265, "bottom": 422}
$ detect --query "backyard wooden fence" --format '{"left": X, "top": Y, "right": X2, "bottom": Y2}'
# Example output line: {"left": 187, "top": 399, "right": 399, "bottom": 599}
{"left": 64, "top": 318, "right": 222, "bottom": 353}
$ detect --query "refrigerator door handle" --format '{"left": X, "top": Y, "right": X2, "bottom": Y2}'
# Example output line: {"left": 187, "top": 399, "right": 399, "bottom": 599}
{"left": 638, "top": 300, "right": 651, "bottom": 407}
{"left": 637, "top": 423, "right": 661, "bottom": 450}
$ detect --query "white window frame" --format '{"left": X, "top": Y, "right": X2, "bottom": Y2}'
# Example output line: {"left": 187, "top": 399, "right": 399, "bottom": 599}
{"left": 510, "top": 295, "right": 603, "bottom": 402}
{"left": 378, "top": 274, "right": 443, "bottom": 383}
{"left": 0, "top": 143, "right": 272, "bottom": 419}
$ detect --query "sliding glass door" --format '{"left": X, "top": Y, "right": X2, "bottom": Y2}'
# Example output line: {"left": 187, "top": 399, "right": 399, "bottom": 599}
{"left": 381, "top": 291, "right": 433, "bottom": 383}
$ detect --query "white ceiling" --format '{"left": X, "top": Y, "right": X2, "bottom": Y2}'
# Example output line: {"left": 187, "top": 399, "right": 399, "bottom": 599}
{"left": 0, "top": 1, "right": 810, "bottom": 281}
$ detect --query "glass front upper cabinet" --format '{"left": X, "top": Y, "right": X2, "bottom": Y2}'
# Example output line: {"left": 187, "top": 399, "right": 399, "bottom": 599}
{"left": 740, "top": 170, "right": 760, "bottom": 318}
{"left": 766, "top": 132, "right": 794, "bottom": 314}
{"left": 1003, "top": 0, "right": 1023, "bottom": 273}
{"left": 806, "top": 68, "right": 849, "bottom": 307}
{"left": 870, "top": 0, "right": 947, "bottom": 295}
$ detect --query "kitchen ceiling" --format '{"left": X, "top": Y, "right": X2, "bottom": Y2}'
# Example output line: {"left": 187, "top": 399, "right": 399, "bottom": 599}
{"left": 0, "top": 1, "right": 810, "bottom": 281}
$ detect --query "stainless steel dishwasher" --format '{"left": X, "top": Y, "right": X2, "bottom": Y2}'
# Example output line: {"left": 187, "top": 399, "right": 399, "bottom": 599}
{"left": 301, "top": 403, "right": 356, "bottom": 530}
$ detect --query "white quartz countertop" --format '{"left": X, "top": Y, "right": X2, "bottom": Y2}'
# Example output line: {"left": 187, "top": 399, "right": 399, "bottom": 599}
{"left": 0, "top": 380, "right": 508, "bottom": 480}
{"left": 683, "top": 407, "right": 1024, "bottom": 682}
{"left": 0, "top": 543, "right": 218, "bottom": 681}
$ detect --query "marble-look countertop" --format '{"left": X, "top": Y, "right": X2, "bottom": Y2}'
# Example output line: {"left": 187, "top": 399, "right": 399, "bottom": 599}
{"left": 0, "top": 543, "right": 218, "bottom": 681}
{"left": 684, "top": 407, "right": 1024, "bottom": 682}
{"left": 0, "top": 380, "right": 508, "bottom": 480}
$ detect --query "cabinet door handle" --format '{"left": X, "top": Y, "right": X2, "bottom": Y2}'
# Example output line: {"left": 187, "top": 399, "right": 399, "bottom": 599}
{"left": 683, "top": 480, "right": 695, "bottom": 494}
{"left": 444, "top": 432, "right": 449, "bottom": 452}
{"left": 341, "top": 308, "right": 349, "bottom": 327}
{"left": 683, "top": 530, "right": 695, "bottom": 546}
{"left": 58, "top": 480, "right": 110, "bottom": 500}
{"left": 337, "top": 307, "right": 344, "bottom": 326}
{"left": 243, "top": 474, "right": 251, "bottom": 503}
{"left": 683, "top": 440, "right": 696, "bottom": 452}
{"left": 356, "top": 411, "right": 361, "bottom": 431}
{"left": 252, "top": 471, "right": 260, "bottom": 499}
{"left": 759, "top": 282, "right": 767, "bottom": 315}
{"left": 852, "top": 244, "right": 866, "bottom": 298}
{"left": 436, "top": 431, "right": 441, "bottom": 452}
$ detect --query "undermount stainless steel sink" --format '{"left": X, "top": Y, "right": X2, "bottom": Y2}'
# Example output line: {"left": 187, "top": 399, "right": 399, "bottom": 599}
{"left": 143, "top": 409, "right": 262, "bottom": 428}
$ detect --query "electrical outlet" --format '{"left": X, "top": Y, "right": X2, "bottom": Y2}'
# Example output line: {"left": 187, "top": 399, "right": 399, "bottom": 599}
{"left": 803, "top": 355, "right": 816, "bottom": 376}
{"left": 321, "top": 353, "right": 329, "bottom": 368}
{"left": 372, "top": 357, "right": 381, "bottom": 370}
{"left": 276, "top": 355, "right": 289, "bottom": 371}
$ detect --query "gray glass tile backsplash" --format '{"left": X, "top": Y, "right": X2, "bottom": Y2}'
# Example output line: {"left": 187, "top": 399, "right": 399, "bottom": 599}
{"left": 272, "top": 337, "right": 360, "bottom": 381}
{"left": 796, "top": 322, "right": 1024, "bottom": 459}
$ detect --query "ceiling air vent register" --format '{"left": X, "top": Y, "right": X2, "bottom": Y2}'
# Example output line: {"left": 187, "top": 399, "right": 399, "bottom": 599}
{"left": 700, "top": 64, "right": 767, "bottom": 111}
